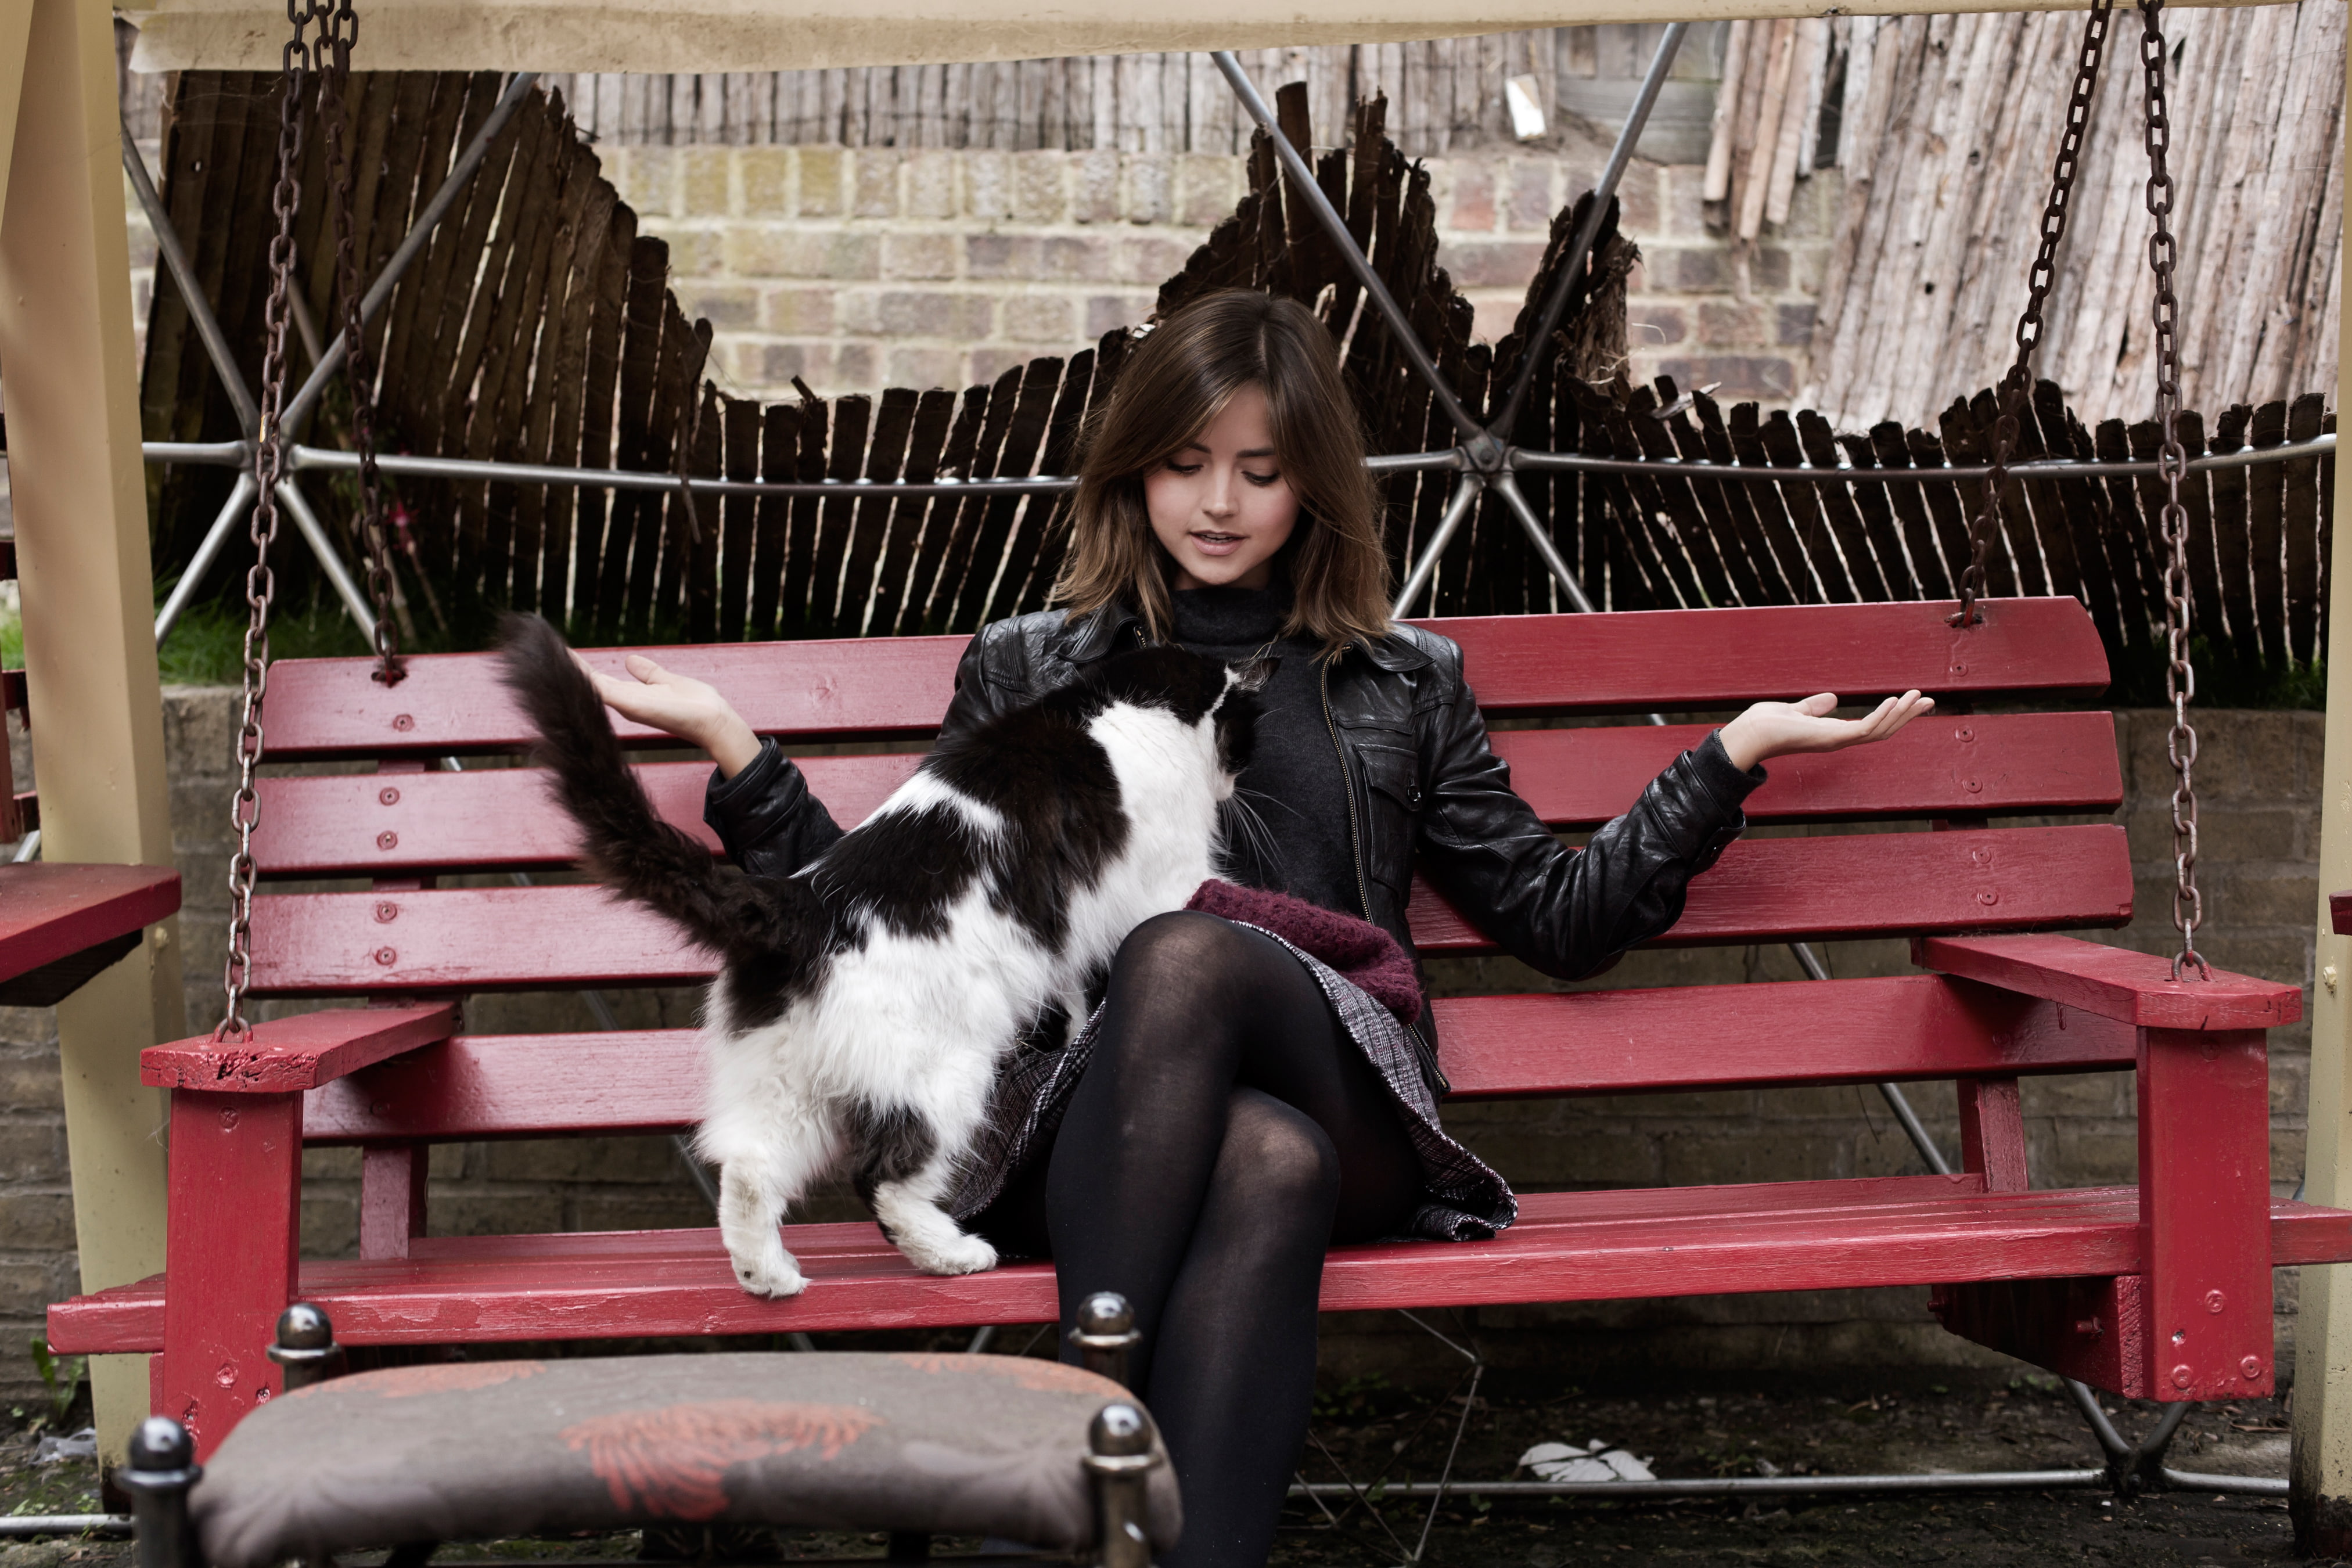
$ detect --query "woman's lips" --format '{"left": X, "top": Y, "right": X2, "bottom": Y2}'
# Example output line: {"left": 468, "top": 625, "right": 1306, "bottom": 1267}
{"left": 1191, "top": 530, "right": 1245, "bottom": 556}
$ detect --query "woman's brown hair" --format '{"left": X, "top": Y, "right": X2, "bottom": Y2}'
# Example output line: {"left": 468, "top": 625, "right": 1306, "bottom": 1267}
{"left": 1049, "top": 290, "right": 1390, "bottom": 654}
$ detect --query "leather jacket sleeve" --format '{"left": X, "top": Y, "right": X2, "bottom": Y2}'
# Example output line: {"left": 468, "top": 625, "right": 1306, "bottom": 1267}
{"left": 1414, "top": 652, "right": 1764, "bottom": 983}
{"left": 702, "top": 738, "right": 844, "bottom": 882}
{"left": 701, "top": 627, "right": 1027, "bottom": 878}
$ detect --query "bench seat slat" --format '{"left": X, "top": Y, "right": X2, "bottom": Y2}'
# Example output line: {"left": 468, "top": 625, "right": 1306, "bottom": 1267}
{"left": 249, "top": 825, "right": 2130, "bottom": 994}
{"left": 250, "top": 712, "right": 2123, "bottom": 879}
{"left": 254, "top": 602, "right": 2106, "bottom": 759}
{"left": 0, "top": 864, "right": 181, "bottom": 986}
{"left": 301, "top": 976, "right": 2137, "bottom": 1143}
{"left": 52, "top": 1188, "right": 2352, "bottom": 1355}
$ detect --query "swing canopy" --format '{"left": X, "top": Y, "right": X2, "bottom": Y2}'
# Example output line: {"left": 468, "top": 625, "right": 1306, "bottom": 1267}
{"left": 120, "top": 0, "right": 2239, "bottom": 74}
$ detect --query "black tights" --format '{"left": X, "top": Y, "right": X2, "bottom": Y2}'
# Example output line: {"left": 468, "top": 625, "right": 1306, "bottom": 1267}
{"left": 974, "top": 911, "right": 1423, "bottom": 1568}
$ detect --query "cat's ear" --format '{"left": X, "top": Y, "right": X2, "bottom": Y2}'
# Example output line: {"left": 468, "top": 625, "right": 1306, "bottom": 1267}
{"left": 1229, "top": 657, "right": 1279, "bottom": 693}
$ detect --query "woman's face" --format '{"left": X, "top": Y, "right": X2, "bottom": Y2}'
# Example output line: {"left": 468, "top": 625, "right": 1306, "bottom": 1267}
{"left": 1144, "top": 383, "right": 1300, "bottom": 592}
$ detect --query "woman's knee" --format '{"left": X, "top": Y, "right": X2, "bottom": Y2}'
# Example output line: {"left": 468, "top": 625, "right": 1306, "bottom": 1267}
{"left": 1110, "top": 909, "right": 1258, "bottom": 991}
{"left": 1218, "top": 1091, "right": 1342, "bottom": 1217}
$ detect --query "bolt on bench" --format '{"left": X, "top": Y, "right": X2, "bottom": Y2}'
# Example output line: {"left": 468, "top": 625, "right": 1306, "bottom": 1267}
{"left": 51, "top": 597, "right": 2350, "bottom": 1459}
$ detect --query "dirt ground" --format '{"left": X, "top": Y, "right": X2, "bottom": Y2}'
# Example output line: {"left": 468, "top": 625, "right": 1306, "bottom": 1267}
{"left": 0, "top": 1370, "right": 2318, "bottom": 1566}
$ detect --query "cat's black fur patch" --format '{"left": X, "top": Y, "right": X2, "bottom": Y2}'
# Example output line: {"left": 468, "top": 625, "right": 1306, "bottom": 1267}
{"left": 495, "top": 617, "right": 1260, "bottom": 1034}
{"left": 846, "top": 1101, "right": 939, "bottom": 1227}
{"left": 806, "top": 803, "right": 986, "bottom": 941}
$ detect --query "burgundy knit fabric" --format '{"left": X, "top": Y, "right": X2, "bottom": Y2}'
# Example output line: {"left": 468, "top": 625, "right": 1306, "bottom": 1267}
{"left": 1184, "top": 880, "right": 1423, "bottom": 1025}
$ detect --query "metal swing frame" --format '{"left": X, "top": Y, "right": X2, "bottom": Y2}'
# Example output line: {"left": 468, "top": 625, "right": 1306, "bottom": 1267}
{"left": 105, "top": 20, "right": 2292, "bottom": 1556}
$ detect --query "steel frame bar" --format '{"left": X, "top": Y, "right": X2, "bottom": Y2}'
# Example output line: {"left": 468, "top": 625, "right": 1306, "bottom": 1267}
{"left": 1281, "top": 1299, "right": 2277, "bottom": 1540}
{"left": 1390, "top": 472, "right": 1482, "bottom": 616}
{"left": 1488, "top": 469, "right": 1595, "bottom": 612}
{"left": 1487, "top": 21, "right": 1688, "bottom": 438}
{"left": 1289, "top": 1362, "right": 2279, "bottom": 1508}
{"left": 137, "top": 431, "right": 2336, "bottom": 495}
{"left": 1784, "top": 940, "right": 1954, "bottom": 1176}
{"left": 294, "top": 444, "right": 1076, "bottom": 498}
{"left": 122, "top": 121, "right": 256, "bottom": 435}
{"left": 1379, "top": 23, "right": 1684, "bottom": 602}
{"left": 277, "top": 71, "right": 540, "bottom": 437}
{"left": 274, "top": 477, "right": 378, "bottom": 634}
{"left": 153, "top": 470, "right": 257, "bottom": 644}
{"left": 0, "top": 1517, "right": 133, "bottom": 1538}
{"left": 1291, "top": 1470, "right": 2284, "bottom": 1499}
{"left": 1211, "top": 50, "right": 1484, "bottom": 446}
{"left": 141, "top": 71, "right": 540, "bottom": 646}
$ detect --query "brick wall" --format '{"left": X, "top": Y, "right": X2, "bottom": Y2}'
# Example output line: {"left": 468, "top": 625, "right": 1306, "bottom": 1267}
{"left": 607, "top": 135, "right": 1837, "bottom": 413}
{"left": 0, "top": 698, "right": 2317, "bottom": 1398}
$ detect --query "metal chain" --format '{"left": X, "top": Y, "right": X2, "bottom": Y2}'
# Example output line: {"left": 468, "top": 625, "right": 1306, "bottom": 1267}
{"left": 2137, "top": 0, "right": 2208, "bottom": 981}
{"left": 218, "top": 0, "right": 328, "bottom": 1041}
{"left": 1952, "top": 0, "right": 2114, "bottom": 628}
{"left": 317, "top": 0, "right": 403, "bottom": 684}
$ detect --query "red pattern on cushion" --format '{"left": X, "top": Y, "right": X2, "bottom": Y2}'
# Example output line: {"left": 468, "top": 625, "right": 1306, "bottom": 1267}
{"left": 1186, "top": 879, "right": 1423, "bottom": 1024}
{"left": 561, "top": 1401, "right": 886, "bottom": 1520}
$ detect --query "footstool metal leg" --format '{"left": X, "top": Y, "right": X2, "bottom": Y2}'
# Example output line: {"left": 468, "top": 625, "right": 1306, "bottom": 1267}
{"left": 266, "top": 1303, "right": 347, "bottom": 1391}
{"left": 1070, "top": 1294, "right": 1141, "bottom": 1389}
{"left": 1085, "top": 1405, "right": 1159, "bottom": 1568}
{"left": 123, "top": 1416, "right": 202, "bottom": 1568}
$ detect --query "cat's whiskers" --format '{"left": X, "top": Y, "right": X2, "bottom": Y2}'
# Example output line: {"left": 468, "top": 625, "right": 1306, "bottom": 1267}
{"left": 1219, "top": 786, "right": 1281, "bottom": 880}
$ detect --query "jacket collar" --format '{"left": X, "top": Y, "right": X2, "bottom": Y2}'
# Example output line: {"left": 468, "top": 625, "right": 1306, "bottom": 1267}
{"left": 1357, "top": 631, "right": 1434, "bottom": 672}
{"left": 1056, "top": 601, "right": 1433, "bottom": 672}
{"left": 1058, "top": 604, "right": 1136, "bottom": 663}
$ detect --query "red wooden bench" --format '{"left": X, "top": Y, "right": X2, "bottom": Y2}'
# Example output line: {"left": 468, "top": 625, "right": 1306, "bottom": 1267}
{"left": 50, "top": 597, "right": 2347, "bottom": 1457}
{"left": 0, "top": 537, "right": 183, "bottom": 1007}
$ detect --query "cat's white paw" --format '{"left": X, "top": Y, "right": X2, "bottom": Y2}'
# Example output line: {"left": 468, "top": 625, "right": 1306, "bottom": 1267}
{"left": 901, "top": 1232, "right": 998, "bottom": 1276}
{"left": 731, "top": 1247, "right": 809, "bottom": 1299}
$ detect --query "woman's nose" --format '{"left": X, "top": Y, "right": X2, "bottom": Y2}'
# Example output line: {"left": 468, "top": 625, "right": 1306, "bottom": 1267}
{"left": 1202, "top": 476, "right": 1238, "bottom": 518}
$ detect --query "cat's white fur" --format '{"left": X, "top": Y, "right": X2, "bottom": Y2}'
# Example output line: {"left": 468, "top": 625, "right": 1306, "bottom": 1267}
{"left": 694, "top": 685, "right": 1242, "bottom": 1297}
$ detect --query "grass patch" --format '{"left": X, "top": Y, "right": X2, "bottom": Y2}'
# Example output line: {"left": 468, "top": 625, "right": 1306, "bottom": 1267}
{"left": 155, "top": 586, "right": 373, "bottom": 685}
{"left": 2108, "top": 634, "right": 2324, "bottom": 710}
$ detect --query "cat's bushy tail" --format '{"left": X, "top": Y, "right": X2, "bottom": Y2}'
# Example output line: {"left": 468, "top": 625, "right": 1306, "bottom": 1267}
{"left": 495, "top": 614, "right": 778, "bottom": 961}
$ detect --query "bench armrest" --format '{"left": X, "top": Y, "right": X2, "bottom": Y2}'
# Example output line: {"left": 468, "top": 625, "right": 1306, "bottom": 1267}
{"left": 1913, "top": 935, "right": 2300, "bottom": 1030}
{"left": 141, "top": 1002, "right": 458, "bottom": 1092}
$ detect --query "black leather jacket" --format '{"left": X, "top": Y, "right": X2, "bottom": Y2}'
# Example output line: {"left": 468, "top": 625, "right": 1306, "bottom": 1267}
{"left": 704, "top": 604, "right": 1765, "bottom": 1076}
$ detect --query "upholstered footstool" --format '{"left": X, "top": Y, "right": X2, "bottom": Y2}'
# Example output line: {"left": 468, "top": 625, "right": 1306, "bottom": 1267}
{"left": 125, "top": 1304, "right": 1176, "bottom": 1567}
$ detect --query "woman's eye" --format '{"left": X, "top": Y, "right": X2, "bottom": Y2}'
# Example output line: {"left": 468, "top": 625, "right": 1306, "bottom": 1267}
{"left": 1163, "top": 459, "right": 1203, "bottom": 476}
{"left": 1244, "top": 470, "right": 1281, "bottom": 487}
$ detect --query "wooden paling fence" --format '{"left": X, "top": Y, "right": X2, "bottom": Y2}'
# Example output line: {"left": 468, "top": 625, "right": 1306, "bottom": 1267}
{"left": 532, "top": 24, "right": 1715, "bottom": 159}
{"left": 143, "top": 71, "right": 2331, "bottom": 676}
{"left": 1555, "top": 379, "right": 2334, "bottom": 676}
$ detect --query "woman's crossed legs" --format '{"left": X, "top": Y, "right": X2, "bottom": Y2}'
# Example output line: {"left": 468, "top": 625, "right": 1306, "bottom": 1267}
{"left": 977, "top": 909, "right": 1423, "bottom": 1568}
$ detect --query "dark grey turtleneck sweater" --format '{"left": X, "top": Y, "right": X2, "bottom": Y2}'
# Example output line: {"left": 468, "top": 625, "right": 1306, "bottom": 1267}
{"left": 1166, "top": 582, "right": 1362, "bottom": 916}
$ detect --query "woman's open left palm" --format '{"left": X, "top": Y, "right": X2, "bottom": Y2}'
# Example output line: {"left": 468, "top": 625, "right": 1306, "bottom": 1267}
{"left": 1717, "top": 691, "right": 1934, "bottom": 772}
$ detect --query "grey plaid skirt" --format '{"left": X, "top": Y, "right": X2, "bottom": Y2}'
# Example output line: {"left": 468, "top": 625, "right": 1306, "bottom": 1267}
{"left": 948, "top": 920, "right": 1517, "bottom": 1243}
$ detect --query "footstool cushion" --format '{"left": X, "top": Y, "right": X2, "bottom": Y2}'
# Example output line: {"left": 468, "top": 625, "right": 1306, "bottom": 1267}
{"left": 192, "top": 1352, "right": 1178, "bottom": 1567}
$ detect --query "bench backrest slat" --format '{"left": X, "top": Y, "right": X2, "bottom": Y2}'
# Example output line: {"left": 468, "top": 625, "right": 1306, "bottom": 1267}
{"left": 249, "top": 711, "right": 2121, "bottom": 879}
{"left": 256, "top": 600, "right": 2109, "bottom": 759}
{"left": 1407, "top": 825, "right": 2130, "bottom": 952}
{"left": 300, "top": 974, "right": 2136, "bottom": 1145}
{"left": 249, "top": 825, "right": 2129, "bottom": 995}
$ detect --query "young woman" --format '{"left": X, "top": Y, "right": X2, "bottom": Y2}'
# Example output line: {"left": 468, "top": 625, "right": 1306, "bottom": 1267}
{"left": 582, "top": 290, "right": 1931, "bottom": 1567}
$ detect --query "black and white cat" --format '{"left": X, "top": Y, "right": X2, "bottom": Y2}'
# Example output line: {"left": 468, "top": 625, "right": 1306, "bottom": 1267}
{"left": 497, "top": 616, "right": 1265, "bottom": 1297}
